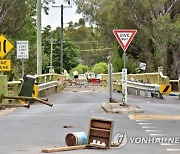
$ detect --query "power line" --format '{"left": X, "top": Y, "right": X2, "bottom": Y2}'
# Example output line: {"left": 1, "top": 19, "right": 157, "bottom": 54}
{"left": 79, "top": 48, "right": 112, "bottom": 52}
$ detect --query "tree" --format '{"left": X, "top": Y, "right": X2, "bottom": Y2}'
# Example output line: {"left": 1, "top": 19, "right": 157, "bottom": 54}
{"left": 65, "top": 21, "right": 110, "bottom": 67}
{"left": 73, "top": 0, "right": 180, "bottom": 78}
{"left": 91, "top": 62, "right": 108, "bottom": 74}
{"left": 0, "top": 0, "right": 55, "bottom": 79}
{"left": 42, "top": 27, "right": 80, "bottom": 73}
{"left": 72, "top": 64, "right": 90, "bottom": 74}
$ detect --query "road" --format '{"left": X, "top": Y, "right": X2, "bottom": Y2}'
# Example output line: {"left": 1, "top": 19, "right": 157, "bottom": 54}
{"left": 0, "top": 84, "right": 180, "bottom": 154}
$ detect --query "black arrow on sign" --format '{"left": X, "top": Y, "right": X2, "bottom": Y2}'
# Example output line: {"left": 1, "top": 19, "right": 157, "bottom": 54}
{"left": 3, "top": 40, "right": 6, "bottom": 53}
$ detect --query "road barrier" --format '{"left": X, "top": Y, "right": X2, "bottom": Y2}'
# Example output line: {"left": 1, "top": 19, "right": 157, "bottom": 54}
{"left": 5, "top": 73, "right": 65, "bottom": 104}
{"left": 3, "top": 67, "right": 179, "bottom": 103}
{"left": 101, "top": 67, "right": 179, "bottom": 99}
{"left": 37, "top": 81, "right": 59, "bottom": 97}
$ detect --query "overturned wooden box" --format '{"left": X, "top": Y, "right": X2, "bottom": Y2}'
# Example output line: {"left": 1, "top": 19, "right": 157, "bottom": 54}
{"left": 88, "top": 117, "right": 114, "bottom": 149}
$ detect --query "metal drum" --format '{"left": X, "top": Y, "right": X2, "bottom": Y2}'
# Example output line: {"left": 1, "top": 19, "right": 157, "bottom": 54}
{"left": 65, "top": 132, "right": 87, "bottom": 146}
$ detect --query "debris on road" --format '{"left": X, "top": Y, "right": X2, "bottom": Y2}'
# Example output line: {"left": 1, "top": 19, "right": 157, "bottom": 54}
{"left": 0, "top": 94, "right": 53, "bottom": 107}
{"left": 63, "top": 125, "right": 74, "bottom": 128}
{"left": 65, "top": 132, "right": 87, "bottom": 146}
{"left": 42, "top": 117, "right": 114, "bottom": 153}
{"left": 42, "top": 145, "right": 86, "bottom": 153}
{"left": 88, "top": 117, "right": 114, "bottom": 149}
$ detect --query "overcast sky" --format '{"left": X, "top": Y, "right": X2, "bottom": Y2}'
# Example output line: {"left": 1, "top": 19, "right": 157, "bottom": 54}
{"left": 42, "top": 1, "right": 82, "bottom": 30}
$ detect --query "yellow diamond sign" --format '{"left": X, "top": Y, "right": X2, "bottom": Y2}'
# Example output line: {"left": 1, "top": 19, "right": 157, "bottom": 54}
{"left": 0, "top": 35, "right": 14, "bottom": 58}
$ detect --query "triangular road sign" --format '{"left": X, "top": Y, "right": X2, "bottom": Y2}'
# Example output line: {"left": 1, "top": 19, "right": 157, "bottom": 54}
{"left": 113, "top": 29, "right": 137, "bottom": 51}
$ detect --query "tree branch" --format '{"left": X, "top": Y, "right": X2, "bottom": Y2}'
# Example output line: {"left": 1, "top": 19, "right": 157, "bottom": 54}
{"left": 166, "top": 0, "right": 178, "bottom": 13}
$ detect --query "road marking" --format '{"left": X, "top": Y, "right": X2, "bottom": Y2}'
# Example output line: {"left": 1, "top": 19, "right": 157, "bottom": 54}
{"left": 146, "top": 130, "right": 161, "bottom": 132}
{"left": 129, "top": 115, "right": 180, "bottom": 120}
{"left": 138, "top": 123, "right": 152, "bottom": 125}
{"left": 149, "top": 134, "right": 165, "bottom": 136}
{"left": 136, "top": 120, "right": 148, "bottom": 122}
{"left": 161, "top": 143, "right": 178, "bottom": 146}
{"left": 142, "top": 126, "right": 156, "bottom": 129}
{"left": 166, "top": 149, "right": 180, "bottom": 152}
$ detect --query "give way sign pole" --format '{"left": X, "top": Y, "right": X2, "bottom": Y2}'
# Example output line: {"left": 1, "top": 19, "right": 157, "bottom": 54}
{"left": 113, "top": 29, "right": 137, "bottom": 104}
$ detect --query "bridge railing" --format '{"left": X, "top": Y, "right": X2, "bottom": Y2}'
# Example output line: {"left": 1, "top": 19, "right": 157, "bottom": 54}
{"left": 101, "top": 67, "right": 169, "bottom": 85}
{"left": 100, "top": 67, "right": 180, "bottom": 99}
{"left": 7, "top": 73, "right": 66, "bottom": 99}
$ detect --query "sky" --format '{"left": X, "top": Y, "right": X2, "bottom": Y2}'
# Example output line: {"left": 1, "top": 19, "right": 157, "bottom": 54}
{"left": 42, "top": 1, "right": 82, "bottom": 30}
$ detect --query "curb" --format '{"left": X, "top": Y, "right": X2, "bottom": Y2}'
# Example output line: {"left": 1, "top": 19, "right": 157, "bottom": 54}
{"left": 102, "top": 102, "right": 143, "bottom": 114}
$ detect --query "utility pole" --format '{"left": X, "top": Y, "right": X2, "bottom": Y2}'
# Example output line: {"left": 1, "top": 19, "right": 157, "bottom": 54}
{"left": 37, "top": 0, "right": 42, "bottom": 75}
{"left": 50, "top": 38, "right": 53, "bottom": 67}
{"left": 52, "top": 1, "right": 71, "bottom": 74}
{"left": 60, "top": 4, "right": 63, "bottom": 74}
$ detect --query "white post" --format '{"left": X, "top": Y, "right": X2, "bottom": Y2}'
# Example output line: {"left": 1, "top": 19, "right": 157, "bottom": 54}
{"left": 122, "top": 68, "right": 127, "bottom": 104}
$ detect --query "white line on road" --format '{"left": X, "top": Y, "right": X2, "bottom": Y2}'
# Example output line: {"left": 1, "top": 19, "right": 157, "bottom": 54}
{"left": 142, "top": 126, "right": 157, "bottom": 129}
{"left": 136, "top": 120, "right": 148, "bottom": 122}
{"left": 161, "top": 144, "right": 179, "bottom": 146}
{"left": 146, "top": 130, "right": 162, "bottom": 132}
{"left": 149, "top": 134, "right": 166, "bottom": 136}
{"left": 166, "top": 149, "right": 180, "bottom": 152}
{"left": 139, "top": 123, "right": 152, "bottom": 125}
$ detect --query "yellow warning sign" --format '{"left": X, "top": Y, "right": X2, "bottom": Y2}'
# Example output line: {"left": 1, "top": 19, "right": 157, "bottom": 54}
{"left": 160, "top": 84, "right": 171, "bottom": 94}
{"left": 0, "top": 59, "right": 11, "bottom": 71}
{"left": 0, "top": 35, "right": 14, "bottom": 58}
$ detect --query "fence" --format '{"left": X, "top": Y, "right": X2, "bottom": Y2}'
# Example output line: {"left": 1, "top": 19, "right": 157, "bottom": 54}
{"left": 101, "top": 67, "right": 179, "bottom": 99}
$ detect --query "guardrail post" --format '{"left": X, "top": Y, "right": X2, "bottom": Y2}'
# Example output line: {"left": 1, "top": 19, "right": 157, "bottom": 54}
{"left": 0, "top": 75, "right": 8, "bottom": 104}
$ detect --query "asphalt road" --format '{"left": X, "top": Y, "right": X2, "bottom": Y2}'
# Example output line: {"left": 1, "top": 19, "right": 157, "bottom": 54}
{"left": 0, "top": 85, "right": 180, "bottom": 154}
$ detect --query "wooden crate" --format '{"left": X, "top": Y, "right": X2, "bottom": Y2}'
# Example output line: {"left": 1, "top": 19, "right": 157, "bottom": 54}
{"left": 88, "top": 117, "right": 114, "bottom": 148}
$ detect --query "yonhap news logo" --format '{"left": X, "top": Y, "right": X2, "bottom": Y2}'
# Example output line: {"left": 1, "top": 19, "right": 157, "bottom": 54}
{"left": 112, "top": 132, "right": 128, "bottom": 148}
{"left": 112, "top": 132, "right": 180, "bottom": 148}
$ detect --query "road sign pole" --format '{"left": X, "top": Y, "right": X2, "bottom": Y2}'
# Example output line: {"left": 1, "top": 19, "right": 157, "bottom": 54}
{"left": 22, "top": 59, "right": 24, "bottom": 77}
{"left": 113, "top": 29, "right": 137, "bottom": 104}
{"left": 122, "top": 51, "right": 127, "bottom": 104}
{"left": 60, "top": 5, "right": 63, "bottom": 74}
{"left": 108, "top": 63, "right": 113, "bottom": 102}
{"left": 123, "top": 51, "right": 126, "bottom": 69}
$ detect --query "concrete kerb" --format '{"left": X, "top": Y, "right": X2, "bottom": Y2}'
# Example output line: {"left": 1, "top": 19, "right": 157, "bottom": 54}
{"left": 102, "top": 102, "right": 143, "bottom": 114}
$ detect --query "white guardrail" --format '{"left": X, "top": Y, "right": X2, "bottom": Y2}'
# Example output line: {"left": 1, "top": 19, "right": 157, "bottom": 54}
{"left": 38, "top": 81, "right": 58, "bottom": 91}
{"left": 127, "top": 81, "right": 160, "bottom": 92}
{"left": 127, "top": 81, "right": 162, "bottom": 98}
{"left": 114, "top": 80, "right": 162, "bottom": 98}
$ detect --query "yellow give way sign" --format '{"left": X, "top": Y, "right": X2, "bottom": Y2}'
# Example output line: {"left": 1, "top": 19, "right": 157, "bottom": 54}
{"left": 0, "top": 35, "right": 14, "bottom": 58}
{"left": 0, "top": 59, "right": 11, "bottom": 71}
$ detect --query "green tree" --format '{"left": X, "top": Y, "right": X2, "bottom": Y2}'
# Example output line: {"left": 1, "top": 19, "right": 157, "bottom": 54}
{"left": 72, "top": 64, "right": 90, "bottom": 74}
{"left": 42, "top": 26, "right": 80, "bottom": 73}
{"left": 91, "top": 62, "right": 108, "bottom": 74}
{"left": 0, "top": 0, "right": 55, "bottom": 79}
{"left": 73, "top": 0, "right": 180, "bottom": 78}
